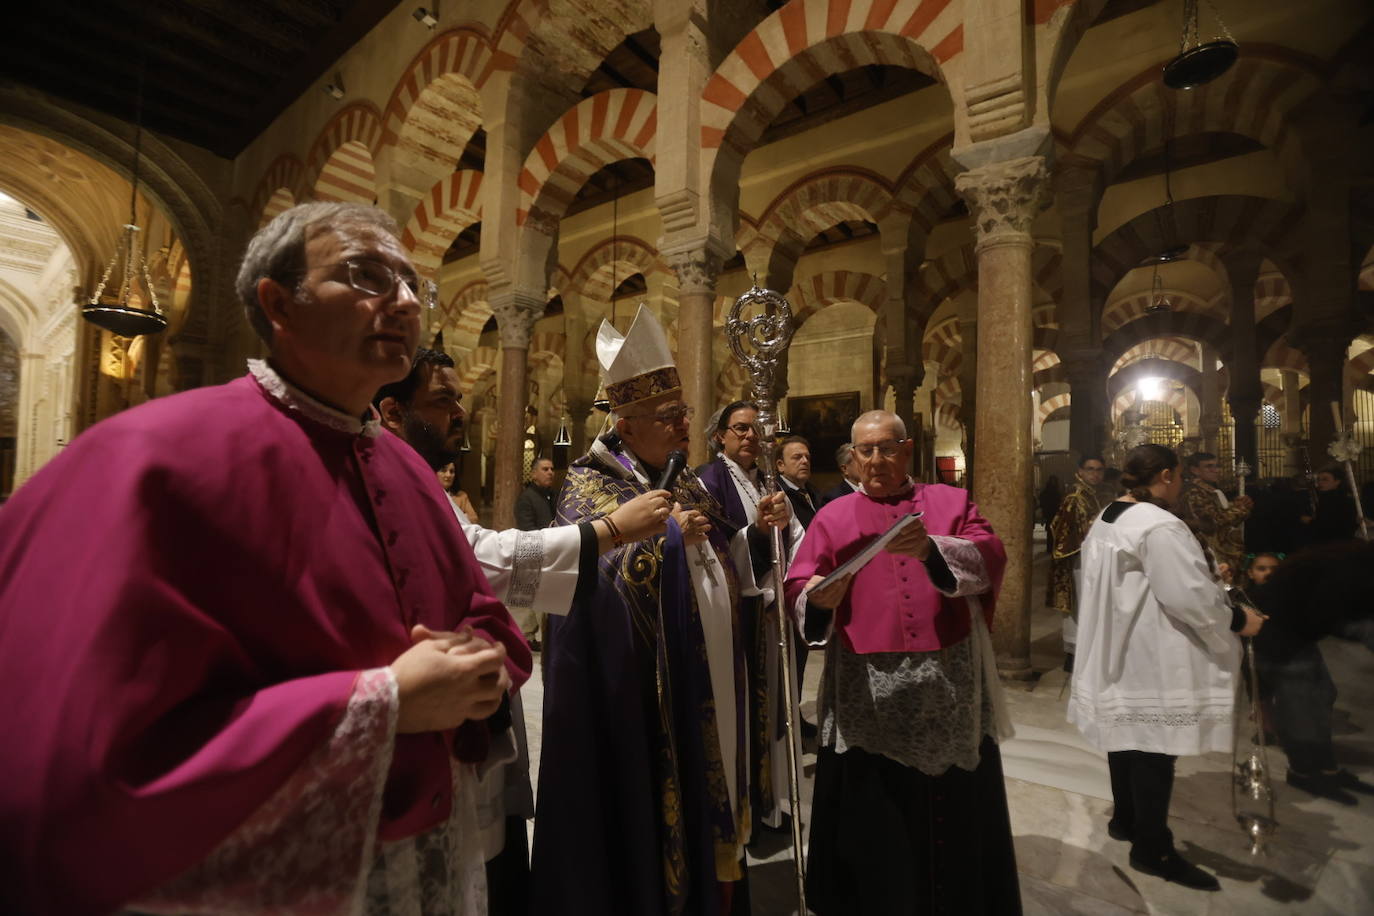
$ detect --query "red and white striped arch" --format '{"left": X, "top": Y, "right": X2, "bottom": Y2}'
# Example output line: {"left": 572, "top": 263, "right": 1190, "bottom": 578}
{"left": 517, "top": 89, "right": 657, "bottom": 231}
{"left": 915, "top": 244, "right": 977, "bottom": 325}
{"left": 1101, "top": 287, "right": 1220, "bottom": 334}
{"left": 1092, "top": 196, "right": 1300, "bottom": 301}
{"left": 382, "top": 29, "right": 492, "bottom": 177}
{"left": 305, "top": 103, "right": 384, "bottom": 204}
{"left": 700, "top": 0, "right": 961, "bottom": 244}
{"left": 458, "top": 346, "right": 500, "bottom": 395}
{"left": 401, "top": 170, "right": 484, "bottom": 278}
{"left": 1037, "top": 392, "right": 1072, "bottom": 427}
{"left": 442, "top": 279, "right": 494, "bottom": 354}
{"left": 570, "top": 236, "right": 661, "bottom": 303}
{"left": 790, "top": 270, "right": 886, "bottom": 327}
{"left": 1111, "top": 338, "right": 1201, "bottom": 375}
{"left": 1068, "top": 56, "right": 1318, "bottom": 190}
{"left": 889, "top": 136, "right": 959, "bottom": 251}
{"left": 250, "top": 154, "right": 305, "bottom": 227}
{"left": 746, "top": 168, "right": 892, "bottom": 273}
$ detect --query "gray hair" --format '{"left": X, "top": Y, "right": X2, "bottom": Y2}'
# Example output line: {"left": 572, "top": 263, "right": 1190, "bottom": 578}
{"left": 850, "top": 409, "right": 907, "bottom": 441}
{"left": 234, "top": 201, "right": 402, "bottom": 344}
{"left": 834, "top": 442, "right": 854, "bottom": 468}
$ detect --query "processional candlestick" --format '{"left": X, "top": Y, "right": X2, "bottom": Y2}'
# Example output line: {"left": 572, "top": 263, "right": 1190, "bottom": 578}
{"left": 725, "top": 286, "right": 807, "bottom": 912}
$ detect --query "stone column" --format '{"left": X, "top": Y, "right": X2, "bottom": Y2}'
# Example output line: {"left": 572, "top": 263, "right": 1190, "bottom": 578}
{"left": 1199, "top": 342, "right": 1221, "bottom": 454}
{"left": 664, "top": 248, "right": 722, "bottom": 466}
{"left": 1055, "top": 163, "right": 1105, "bottom": 459}
{"left": 1279, "top": 369, "right": 1304, "bottom": 477}
{"left": 955, "top": 155, "right": 1051, "bottom": 681}
{"left": 956, "top": 293, "right": 978, "bottom": 484}
{"left": 490, "top": 289, "right": 544, "bottom": 530}
{"left": 1225, "top": 253, "right": 1263, "bottom": 470}
{"left": 1063, "top": 352, "right": 1107, "bottom": 459}
{"left": 890, "top": 370, "right": 921, "bottom": 477}
{"left": 1294, "top": 331, "right": 1351, "bottom": 460}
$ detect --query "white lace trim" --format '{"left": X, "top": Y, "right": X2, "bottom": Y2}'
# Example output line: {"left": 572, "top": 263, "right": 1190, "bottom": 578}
{"left": 364, "top": 762, "right": 488, "bottom": 916}
{"left": 248, "top": 358, "right": 382, "bottom": 439}
{"left": 130, "top": 667, "right": 398, "bottom": 916}
{"left": 928, "top": 535, "right": 991, "bottom": 597}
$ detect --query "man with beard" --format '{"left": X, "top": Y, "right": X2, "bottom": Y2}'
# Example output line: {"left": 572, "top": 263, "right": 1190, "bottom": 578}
{"left": 374, "top": 347, "right": 670, "bottom": 915}
{"left": 696, "top": 400, "right": 804, "bottom": 832}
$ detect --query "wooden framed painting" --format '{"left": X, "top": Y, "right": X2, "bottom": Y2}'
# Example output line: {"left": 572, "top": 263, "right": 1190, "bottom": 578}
{"left": 788, "top": 391, "right": 862, "bottom": 470}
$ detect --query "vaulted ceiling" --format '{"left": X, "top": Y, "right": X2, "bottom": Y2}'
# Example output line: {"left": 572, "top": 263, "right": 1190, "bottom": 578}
{"left": 1, "top": 0, "right": 402, "bottom": 157}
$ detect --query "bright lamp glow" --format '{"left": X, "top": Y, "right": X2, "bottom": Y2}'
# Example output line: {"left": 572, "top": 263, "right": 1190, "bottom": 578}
{"left": 1137, "top": 376, "right": 1165, "bottom": 400}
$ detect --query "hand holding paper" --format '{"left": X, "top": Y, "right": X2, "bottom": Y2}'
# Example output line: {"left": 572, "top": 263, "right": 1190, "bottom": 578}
{"left": 883, "top": 514, "right": 931, "bottom": 560}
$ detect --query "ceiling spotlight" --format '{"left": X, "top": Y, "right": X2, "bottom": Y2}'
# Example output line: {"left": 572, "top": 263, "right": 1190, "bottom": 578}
{"left": 413, "top": 7, "right": 439, "bottom": 28}
{"left": 1153, "top": 244, "right": 1190, "bottom": 264}
{"left": 323, "top": 74, "right": 345, "bottom": 100}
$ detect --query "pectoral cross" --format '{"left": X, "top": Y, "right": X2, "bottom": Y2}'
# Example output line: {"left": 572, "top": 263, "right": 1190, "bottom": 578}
{"left": 693, "top": 544, "right": 721, "bottom": 585}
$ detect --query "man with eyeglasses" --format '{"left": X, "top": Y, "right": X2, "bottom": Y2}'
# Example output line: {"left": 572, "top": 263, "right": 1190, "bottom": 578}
{"left": 1049, "top": 455, "right": 1108, "bottom": 672}
{"left": 696, "top": 399, "right": 803, "bottom": 833}
{"left": 1178, "top": 451, "right": 1253, "bottom": 581}
{"left": 0, "top": 202, "right": 532, "bottom": 915}
{"left": 820, "top": 441, "right": 863, "bottom": 505}
{"left": 534, "top": 307, "right": 770, "bottom": 916}
{"left": 784, "top": 409, "right": 1020, "bottom": 915}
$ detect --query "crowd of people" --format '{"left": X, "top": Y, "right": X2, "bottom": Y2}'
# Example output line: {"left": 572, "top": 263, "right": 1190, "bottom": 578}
{"left": 0, "top": 200, "right": 1368, "bottom": 914}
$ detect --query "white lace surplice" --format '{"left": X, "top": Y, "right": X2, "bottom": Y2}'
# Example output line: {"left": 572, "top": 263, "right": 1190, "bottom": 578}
{"left": 127, "top": 668, "right": 489, "bottom": 916}
{"left": 812, "top": 535, "right": 1012, "bottom": 776}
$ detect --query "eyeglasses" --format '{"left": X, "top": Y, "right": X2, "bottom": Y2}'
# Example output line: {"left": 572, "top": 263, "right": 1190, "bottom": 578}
{"left": 853, "top": 439, "right": 907, "bottom": 460}
{"left": 725, "top": 423, "right": 758, "bottom": 437}
{"left": 624, "top": 404, "right": 695, "bottom": 424}
{"left": 293, "top": 258, "right": 432, "bottom": 306}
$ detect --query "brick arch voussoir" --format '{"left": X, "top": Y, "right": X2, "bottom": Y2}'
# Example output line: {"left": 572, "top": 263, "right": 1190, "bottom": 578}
{"left": 401, "top": 170, "right": 484, "bottom": 277}
{"left": 570, "top": 235, "right": 660, "bottom": 302}
{"left": 304, "top": 102, "right": 385, "bottom": 191}
{"left": 250, "top": 154, "right": 305, "bottom": 224}
{"left": 518, "top": 89, "right": 657, "bottom": 229}
{"left": 701, "top": 6, "right": 961, "bottom": 248}
{"left": 382, "top": 28, "right": 494, "bottom": 146}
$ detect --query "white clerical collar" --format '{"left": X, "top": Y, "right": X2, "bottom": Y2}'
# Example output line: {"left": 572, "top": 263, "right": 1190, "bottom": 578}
{"left": 847, "top": 478, "right": 862, "bottom": 492}
{"left": 248, "top": 358, "right": 382, "bottom": 438}
{"left": 722, "top": 455, "right": 759, "bottom": 482}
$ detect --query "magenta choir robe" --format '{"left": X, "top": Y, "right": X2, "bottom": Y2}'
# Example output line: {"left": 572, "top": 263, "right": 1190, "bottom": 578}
{"left": 0, "top": 362, "right": 530, "bottom": 916}
{"left": 783, "top": 483, "right": 1006, "bottom": 652}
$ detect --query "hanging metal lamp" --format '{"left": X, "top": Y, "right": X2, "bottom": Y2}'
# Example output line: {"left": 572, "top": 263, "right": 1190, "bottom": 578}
{"left": 84, "top": 66, "right": 167, "bottom": 337}
{"left": 553, "top": 415, "right": 572, "bottom": 446}
{"left": 1163, "top": 0, "right": 1238, "bottom": 90}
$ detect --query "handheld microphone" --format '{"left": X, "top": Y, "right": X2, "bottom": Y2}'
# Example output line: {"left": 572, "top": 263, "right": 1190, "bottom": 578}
{"left": 657, "top": 449, "right": 687, "bottom": 492}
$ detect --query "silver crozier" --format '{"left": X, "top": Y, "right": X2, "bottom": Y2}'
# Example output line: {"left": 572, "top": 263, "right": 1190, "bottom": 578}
{"left": 725, "top": 286, "right": 807, "bottom": 912}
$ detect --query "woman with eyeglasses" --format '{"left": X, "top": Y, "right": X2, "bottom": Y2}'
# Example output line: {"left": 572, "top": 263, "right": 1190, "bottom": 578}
{"left": 1069, "top": 443, "right": 1263, "bottom": 892}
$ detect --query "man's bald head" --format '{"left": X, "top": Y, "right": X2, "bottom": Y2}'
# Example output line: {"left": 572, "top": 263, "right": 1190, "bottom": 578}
{"left": 851, "top": 409, "right": 907, "bottom": 442}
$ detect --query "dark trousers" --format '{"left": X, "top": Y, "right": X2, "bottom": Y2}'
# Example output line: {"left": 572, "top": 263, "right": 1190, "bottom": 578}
{"left": 1256, "top": 642, "right": 1338, "bottom": 774}
{"left": 1106, "top": 750, "right": 1177, "bottom": 861}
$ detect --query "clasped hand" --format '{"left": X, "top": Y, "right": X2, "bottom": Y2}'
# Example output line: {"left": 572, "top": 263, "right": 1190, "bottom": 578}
{"left": 392, "top": 624, "right": 511, "bottom": 734}
{"left": 755, "top": 491, "right": 790, "bottom": 529}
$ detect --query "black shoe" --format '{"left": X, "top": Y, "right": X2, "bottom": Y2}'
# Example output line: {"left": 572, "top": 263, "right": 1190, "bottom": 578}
{"left": 1062, "top": 652, "right": 1074, "bottom": 674}
{"left": 526, "top": 637, "right": 542, "bottom": 652}
{"left": 1106, "top": 820, "right": 1131, "bottom": 842}
{"left": 1330, "top": 770, "right": 1374, "bottom": 796}
{"left": 1128, "top": 851, "right": 1220, "bottom": 891}
{"left": 800, "top": 719, "right": 819, "bottom": 740}
{"left": 1287, "top": 770, "right": 1358, "bottom": 806}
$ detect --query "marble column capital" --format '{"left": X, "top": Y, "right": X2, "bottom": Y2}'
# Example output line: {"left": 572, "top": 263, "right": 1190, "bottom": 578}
{"left": 490, "top": 288, "right": 546, "bottom": 349}
{"left": 664, "top": 248, "right": 723, "bottom": 295}
{"left": 955, "top": 156, "right": 1051, "bottom": 253}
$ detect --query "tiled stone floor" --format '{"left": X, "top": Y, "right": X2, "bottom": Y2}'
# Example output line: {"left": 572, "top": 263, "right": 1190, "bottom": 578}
{"left": 520, "top": 531, "right": 1374, "bottom": 914}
